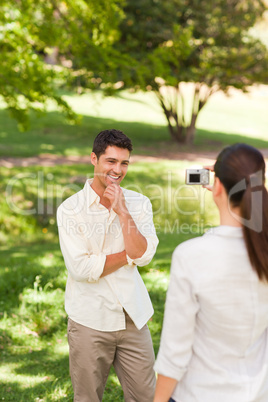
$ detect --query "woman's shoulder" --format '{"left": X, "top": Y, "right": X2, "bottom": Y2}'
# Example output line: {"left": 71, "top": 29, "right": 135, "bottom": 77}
{"left": 174, "top": 226, "right": 243, "bottom": 256}
{"left": 174, "top": 231, "right": 212, "bottom": 255}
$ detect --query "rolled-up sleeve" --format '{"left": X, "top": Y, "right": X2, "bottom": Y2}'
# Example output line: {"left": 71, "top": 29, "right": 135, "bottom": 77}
{"left": 154, "top": 248, "right": 199, "bottom": 381}
{"left": 57, "top": 205, "right": 106, "bottom": 283}
{"left": 131, "top": 196, "right": 159, "bottom": 267}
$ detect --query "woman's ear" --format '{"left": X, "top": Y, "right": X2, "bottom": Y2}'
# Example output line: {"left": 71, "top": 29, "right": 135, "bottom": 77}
{"left": 213, "top": 177, "right": 223, "bottom": 197}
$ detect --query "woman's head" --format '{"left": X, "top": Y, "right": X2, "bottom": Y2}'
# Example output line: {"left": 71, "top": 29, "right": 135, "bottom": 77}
{"left": 214, "top": 143, "right": 265, "bottom": 207}
{"left": 214, "top": 143, "right": 268, "bottom": 281}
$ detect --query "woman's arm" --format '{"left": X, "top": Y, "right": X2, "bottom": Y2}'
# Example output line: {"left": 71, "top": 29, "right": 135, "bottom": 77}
{"left": 154, "top": 248, "right": 199, "bottom": 400}
{"left": 154, "top": 374, "right": 178, "bottom": 402}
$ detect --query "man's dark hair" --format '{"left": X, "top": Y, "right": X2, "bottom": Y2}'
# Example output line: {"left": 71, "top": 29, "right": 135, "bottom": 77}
{"left": 92, "top": 129, "right": 133, "bottom": 159}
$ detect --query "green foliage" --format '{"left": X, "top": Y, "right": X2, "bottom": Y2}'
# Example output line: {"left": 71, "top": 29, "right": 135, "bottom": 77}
{"left": 0, "top": 85, "right": 267, "bottom": 400}
{"left": 116, "top": 0, "right": 268, "bottom": 143}
{"left": 1, "top": 0, "right": 268, "bottom": 144}
{"left": 20, "top": 275, "right": 66, "bottom": 336}
{"left": 0, "top": 0, "right": 124, "bottom": 129}
{"left": 119, "top": 0, "right": 268, "bottom": 86}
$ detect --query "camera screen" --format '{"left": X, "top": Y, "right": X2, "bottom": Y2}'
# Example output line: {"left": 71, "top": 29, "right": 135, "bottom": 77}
{"left": 189, "top": 173, "right": 200, "bottom": 183}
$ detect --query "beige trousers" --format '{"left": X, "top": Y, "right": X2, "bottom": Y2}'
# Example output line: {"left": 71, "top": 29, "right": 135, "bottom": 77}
{"left": 67, "top": 313, "right": 156, "bottom": 402}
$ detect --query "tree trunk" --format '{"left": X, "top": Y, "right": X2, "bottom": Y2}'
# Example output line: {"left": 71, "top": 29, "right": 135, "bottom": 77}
{"left": 168, "top": 122, "right": 185, "bottom": 143}
{"left": 185, "top": 114, "right": 197, "bottom": 144}
{"left": 163, "top": 110, "right": 195, "bottom": 144}
{"left": 159, "top": 99, "right": 185, "bottom": 142}
{"left": 155, "top": 83, "right": 215, "bottom": 144}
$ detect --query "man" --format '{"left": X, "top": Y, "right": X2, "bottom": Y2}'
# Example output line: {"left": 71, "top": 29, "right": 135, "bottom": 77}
{"left": 57, "top": 129, "right": 159, "bottom": 401}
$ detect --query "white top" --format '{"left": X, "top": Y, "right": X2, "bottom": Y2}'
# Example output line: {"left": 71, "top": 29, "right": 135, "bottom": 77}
{"left": 154, "top": 226, "right": 268, "bottom": 402}
{"left": 57, "top": 179, "right": 159, "bottom": 331}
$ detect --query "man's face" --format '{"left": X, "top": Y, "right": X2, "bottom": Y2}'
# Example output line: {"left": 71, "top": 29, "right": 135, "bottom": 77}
{"left": 91, "top": 146, "right": 130, "bottom": 190}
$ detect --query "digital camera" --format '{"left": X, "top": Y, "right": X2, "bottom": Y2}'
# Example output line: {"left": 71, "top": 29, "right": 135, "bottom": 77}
{"left": 185, "top": 168, "right": 210, "bottom": 185}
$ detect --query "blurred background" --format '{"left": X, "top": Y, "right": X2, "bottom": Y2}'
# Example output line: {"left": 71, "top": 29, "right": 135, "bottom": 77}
{"left": 0, "top": 1, "right": 268, "bottom": 400}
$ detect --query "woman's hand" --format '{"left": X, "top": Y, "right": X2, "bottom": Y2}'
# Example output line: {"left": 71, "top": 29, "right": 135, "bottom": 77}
{"left": 202, "top": 164, "right": 215, "bottom": 191}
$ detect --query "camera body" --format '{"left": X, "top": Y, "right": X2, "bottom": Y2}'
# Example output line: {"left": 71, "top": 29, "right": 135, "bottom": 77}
{"left": 185, "top": 168, "right": 210, "bottom": 185}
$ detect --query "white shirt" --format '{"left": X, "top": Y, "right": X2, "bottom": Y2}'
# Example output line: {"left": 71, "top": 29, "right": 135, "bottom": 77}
{"left": 57, "top": 179, "right": 159, "bottom": 331}
{"left": 154, "top": 226, "right": 268, "bottom": 402}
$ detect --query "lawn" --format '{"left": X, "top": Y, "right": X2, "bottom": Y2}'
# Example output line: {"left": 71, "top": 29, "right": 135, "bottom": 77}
{"left": 0, "top": 159, "right": 218, "bottom": 401}
{"left": 0, "top": 87, "right": 267, "bottom": 158}
{"left": 0, "top": 88, "right": 267, "bottom": 401}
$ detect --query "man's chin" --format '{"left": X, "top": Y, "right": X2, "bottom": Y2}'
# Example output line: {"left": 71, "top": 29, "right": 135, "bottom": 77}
{"left": 107, "top": 176, "right": 122, "bottom": 185}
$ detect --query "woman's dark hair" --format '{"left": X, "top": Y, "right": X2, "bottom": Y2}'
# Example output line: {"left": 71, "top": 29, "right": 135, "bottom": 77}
{"left": 214, "top": 143, "right": 268, "bottom": 281}
{"left": 92, "top": 129, "right": 133, "bottom": 159}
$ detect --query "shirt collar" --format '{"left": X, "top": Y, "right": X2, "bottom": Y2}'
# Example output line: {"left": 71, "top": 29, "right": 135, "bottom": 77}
{"left": 207, "top": 225, "right": 243, "bottom": 238}
{"left": 83, "top": 179, "right": 101, "bottom": 207}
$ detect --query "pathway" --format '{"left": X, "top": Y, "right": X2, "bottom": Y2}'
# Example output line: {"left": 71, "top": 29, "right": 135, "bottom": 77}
{"left": 1, "top": 149, "right": 268, "bottom": 168}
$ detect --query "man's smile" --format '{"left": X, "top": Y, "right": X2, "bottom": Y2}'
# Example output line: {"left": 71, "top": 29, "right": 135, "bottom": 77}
{"left": 107, "top": 174, "right": 121, "bottom": 181}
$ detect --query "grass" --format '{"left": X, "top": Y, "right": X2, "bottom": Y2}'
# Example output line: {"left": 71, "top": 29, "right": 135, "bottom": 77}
{"left": 0, "top": 88, "right": 267, "bottom": 401}
{"left": 0, "top": 88, "right": 267, "bottom": 158}
{"left": 0, "top": 160, "right": 219, "bottom": 401}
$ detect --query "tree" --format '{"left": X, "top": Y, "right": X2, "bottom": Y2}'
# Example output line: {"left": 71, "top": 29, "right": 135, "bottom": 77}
{"left": 0, "top": 0, "right": 124, "bottom": 130}
{"left": 116, "top": 0, "right": 268, "bottom": 144}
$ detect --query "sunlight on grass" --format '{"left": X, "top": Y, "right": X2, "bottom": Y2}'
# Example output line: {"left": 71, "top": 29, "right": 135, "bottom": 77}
{"left": 53, "top": 341, "right": 69, "bottom": 357}
{"left": 0, "top": 158, "right": 220, "bottom": 401}
{"left": 38, "top": 254, "right": 57, "bottom": 267}
{"left": 64, "top": 91, "right": 166, "bottom": 125}
{"left": 144, "top": 269, "right": 170, "bottom": 292}
{"left": 0, "top": 87, "right": 267, "bottom": 158}
{"left": 0, "top": 363, "right": 57, "bottom": 388}
{"left": 64, "top": 88, "right": 268, "bottom": 144}
{"left": 0, "top": 76, "right": 267, "bottom": 399}
{"left": 40, "top": 144, "right": 55, "bottom": 151}
{"left": 198, "top": 86, "right": 268, "bottom": 141}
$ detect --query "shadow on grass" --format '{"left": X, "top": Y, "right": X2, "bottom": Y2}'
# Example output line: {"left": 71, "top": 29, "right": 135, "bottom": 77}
{"left": 0, "top": 230, "right": 201, "bottom": 401}
{"left": 0, "top": 108, "right": 169, "bottom": 158}
{"left": 0, "top": 242, "right": 65, "bottom": 309}
{"left": 0, "top": 107, "right": 267, "bottom": 158}
{"left": 0, "top": 343, "right": 72, "bottom": 401}
{"left": 0, "top": 363, "right": 123, "bottom": 402}
{"left": 0, "top": 326, "right": 124, "bottom": 401}
{"left": 194, "top": 129, "right": 268, "bottom": 151}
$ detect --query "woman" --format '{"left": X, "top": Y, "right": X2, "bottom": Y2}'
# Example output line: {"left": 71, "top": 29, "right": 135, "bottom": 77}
{"left": 154, "top": 143, "right": 268, "bottom": 402}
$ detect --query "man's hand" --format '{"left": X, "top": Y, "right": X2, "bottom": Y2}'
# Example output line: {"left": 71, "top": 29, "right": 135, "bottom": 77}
{"left": 103, "top": 184, "right": 128, "bottom": 215}
{"left": 104, "top": 183, "right": 147, "bottom": 260}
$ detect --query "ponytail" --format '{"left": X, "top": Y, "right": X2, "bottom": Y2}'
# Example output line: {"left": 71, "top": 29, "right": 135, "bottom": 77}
{"left": 241, "top": 185, "right": 268, "bottom": 282}
{"left": 214, "top": 143, "right": 268, "bottom": 282}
